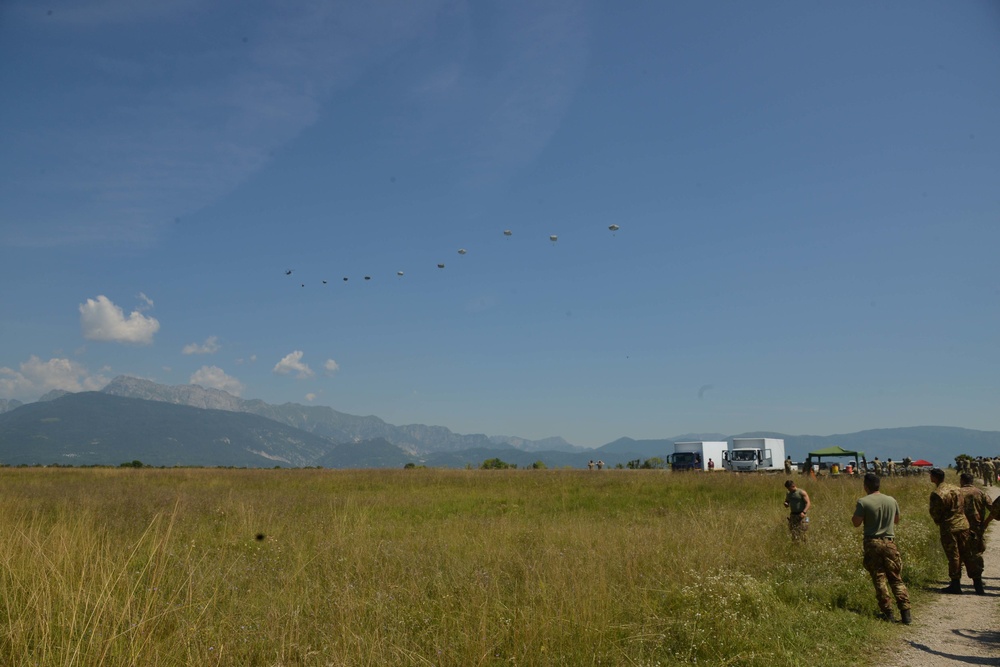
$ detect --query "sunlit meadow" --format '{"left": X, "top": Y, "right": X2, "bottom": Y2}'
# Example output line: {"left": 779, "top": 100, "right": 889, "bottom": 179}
{"left": 0, "top": 467, "right": 947, "bottom": 666}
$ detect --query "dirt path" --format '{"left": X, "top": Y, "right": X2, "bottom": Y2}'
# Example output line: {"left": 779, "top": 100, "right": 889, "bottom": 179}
{"left": 886, "top": 487, "right": 1000, "bottom": 667}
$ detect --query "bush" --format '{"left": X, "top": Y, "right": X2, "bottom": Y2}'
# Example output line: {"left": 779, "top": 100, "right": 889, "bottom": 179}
{"left": 481, "top": 458, "right": 516, "bottom": 469}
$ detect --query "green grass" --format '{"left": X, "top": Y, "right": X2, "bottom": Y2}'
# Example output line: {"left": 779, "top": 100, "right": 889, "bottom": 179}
{"left": 0, "top": 468, "right": 947, "bottom": 666}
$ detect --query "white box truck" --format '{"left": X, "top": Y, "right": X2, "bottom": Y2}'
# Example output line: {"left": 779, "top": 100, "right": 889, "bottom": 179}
{"left": 670, "top": 441, "right": 728, "bottom": 472}
{"left": 724, "top": 438, "right": 786, "bottom": 472}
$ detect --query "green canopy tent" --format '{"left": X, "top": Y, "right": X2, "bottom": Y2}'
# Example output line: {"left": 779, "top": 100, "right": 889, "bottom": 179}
{"left": 805, "top": 446, "right": 866, "bottom": 476}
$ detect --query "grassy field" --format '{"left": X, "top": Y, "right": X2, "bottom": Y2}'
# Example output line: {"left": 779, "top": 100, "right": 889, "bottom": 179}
{"left": 0, "top": 467, "right": 948, "bottom": 666}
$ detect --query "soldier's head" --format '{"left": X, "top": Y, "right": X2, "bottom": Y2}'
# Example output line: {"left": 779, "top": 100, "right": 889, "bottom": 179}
{"left": 784, "top": 480, "right": 796, "bottom": 491}
{"left": 863, "top": 473, "right": 880, "bottom": 493}
{"left": 930, "top": 468, "right": 945, "bottom": 485}
{"left": 960, "top": 472, "right": 975, "bottom": 486}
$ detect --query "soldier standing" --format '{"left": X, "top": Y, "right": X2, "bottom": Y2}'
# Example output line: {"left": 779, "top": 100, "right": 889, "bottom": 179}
{"left": 783, "top": 480, "right": 811, "bottom": 542}
{"left": 982, "top": 458, "right": 995, "bottom": 488}
{"left": 784, "top": 456, "right": 793, "bottom": 475}
{"left": 959, "top": 472, "right": 990, "bottom": 594}
{"left": 929, "top": 468, "right": 976, "bottom": 594}
{"left": 852, "top": 472, "right": 911, "bottom": 623}
{"left": 887, "top": 459, "right": 896, "bottom": 477}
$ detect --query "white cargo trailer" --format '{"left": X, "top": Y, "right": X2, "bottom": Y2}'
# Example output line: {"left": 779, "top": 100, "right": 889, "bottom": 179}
{"left": 670, "top": 441, "right": 728, "bottom": 472}
{"left": 724, "top": 438, "right": 786, "bottom": 472}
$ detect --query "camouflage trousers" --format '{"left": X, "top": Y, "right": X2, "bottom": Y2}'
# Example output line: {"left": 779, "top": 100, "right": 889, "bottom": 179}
{"left": 940, "top": 529, "right": 983, "bottom": 580}
{"left": 863, "top": 538, "right": 910, "bottom": 613}
{"left": 788, "top": 513, "right": 808, "bottom": 542}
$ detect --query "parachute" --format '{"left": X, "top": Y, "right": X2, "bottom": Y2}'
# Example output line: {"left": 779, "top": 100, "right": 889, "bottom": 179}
{"left": 364, "top": 276, "right": 371, "bottom": 281}
{"left": 457, "top": 249, "right": 467, "bottom": 255}
{"left": 397, "top": 271, "right": 404, "bottom": 276}
{"left": 608, "top": 224, "right": 619, "bottom": 232}
{"left": 503, "top": 230, "right": 512, "bottom": 237}
{"left": 549, "top": 235, "right": 558, "bottom": 243}
{"left": 437, "top": 263, "right": 445, "bottom": 269}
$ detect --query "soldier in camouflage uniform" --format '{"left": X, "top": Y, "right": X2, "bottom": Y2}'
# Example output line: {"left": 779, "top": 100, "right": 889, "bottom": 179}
{"left": 959, "top": 473, "right": 991, "bottom": 594}
{"left": 784, "top": 456, "right": 793, "bottom": 475}
{"left": 930, "top": 468, "right": 976, "bottom": 594}
{"left": 982, "top": 458, "right": 995, "bottom": 488}
{"left": 784, "top": 480, "right": 811, "bottom": 542}
{"left": 852, "top": 472, "right": 911, "bottom": 623}
{"left": 887, "top": 459, "right": 895, "bottom": 477}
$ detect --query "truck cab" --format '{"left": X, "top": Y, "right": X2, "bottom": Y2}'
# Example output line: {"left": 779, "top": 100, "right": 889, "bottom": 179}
{"left": 728, "top": 448, "right": 768, "bottom": 472}
{"left": 669, "top": 451, "right": 701, "bottom": 471}
{"left": 725, "top": 438, "right": 785, "bottom": 472}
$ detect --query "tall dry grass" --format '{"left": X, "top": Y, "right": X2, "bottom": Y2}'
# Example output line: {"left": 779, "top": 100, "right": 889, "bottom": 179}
{"left": 0, "top": 467, "right": 947, "bottom": 666}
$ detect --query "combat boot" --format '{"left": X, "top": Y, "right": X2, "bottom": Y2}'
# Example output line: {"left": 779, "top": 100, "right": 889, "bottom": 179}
{"left": 939, "top": 580, "right": 963, "bottom": 594}
{"left": 878, "top": 610, "right": 894, "bottom": 622}
{"left": 900, "top": 609, "right": 912, "bottom": 625}
{"left": 973, "top": 578, "right": 985, "bottom": 595}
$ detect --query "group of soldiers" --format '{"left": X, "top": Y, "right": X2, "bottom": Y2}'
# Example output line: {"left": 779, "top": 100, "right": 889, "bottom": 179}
{"left": 783, "top": 456, "right": 1000, "bottom": 625}
{"left": 868, "top": 457, "right": 926, "bottom": 477}
{"left": 930, "top": 466, "right": 998, "bottom": 595}
{"left": 954, "top": 456, "right": 998, "bottom": 487}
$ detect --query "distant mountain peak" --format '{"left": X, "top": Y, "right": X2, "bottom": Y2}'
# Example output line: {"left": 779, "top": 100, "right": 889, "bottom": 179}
{"left": 102, "top": 375, "right": 245, "bottom": 411}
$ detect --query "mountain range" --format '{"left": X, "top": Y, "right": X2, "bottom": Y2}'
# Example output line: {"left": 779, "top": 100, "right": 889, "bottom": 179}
{"left": 0, "top": 376, "right": 997, "bottom": 468}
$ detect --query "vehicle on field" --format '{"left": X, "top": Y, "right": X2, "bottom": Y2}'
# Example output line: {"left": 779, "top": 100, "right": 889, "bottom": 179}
{"left": 723, "top": 438, "right": 786, "bottom": 472}
{"left": 670, "top": 441, "right": 728, "bottom": 472}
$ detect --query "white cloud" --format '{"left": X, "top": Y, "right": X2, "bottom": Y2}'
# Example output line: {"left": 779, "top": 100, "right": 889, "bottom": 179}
{"left": 182, "top": 336, "right": 221, "bottom": 355}
{"left": 0, "top": 356, "right": 110, "bottom": 400}
{"left": 324, "top": 359, "right": 340, "bottom": 375}
{"left": 79, "top": 295, "right": 160, "bottom": 345}
{"left": 305, "top": 393, "right": 317, "bottom": 402}
{"left": 273, "top": 350, "right": 314, "bottom": 379}
{"left": 189, "top": 366, "right": 244, "bottom": 396}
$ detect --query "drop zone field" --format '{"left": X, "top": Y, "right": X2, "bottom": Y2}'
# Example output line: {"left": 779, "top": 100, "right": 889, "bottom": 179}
{"left": 0, "top": 468, "right": 947, "bottom": 666}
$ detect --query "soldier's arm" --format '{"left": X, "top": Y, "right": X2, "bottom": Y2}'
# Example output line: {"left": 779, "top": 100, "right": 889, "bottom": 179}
{"left": 929, "top": 493, "right": 945, "bottom": 525}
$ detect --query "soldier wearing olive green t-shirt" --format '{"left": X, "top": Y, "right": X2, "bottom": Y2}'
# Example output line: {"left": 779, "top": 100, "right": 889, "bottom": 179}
{"left": 853, "top": 472, "right": 911, "bottom": 624}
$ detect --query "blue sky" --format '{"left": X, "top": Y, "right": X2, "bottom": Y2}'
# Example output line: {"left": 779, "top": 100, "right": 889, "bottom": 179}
{"left": 2, "top": 1, "right": 998, "bottom": 446}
